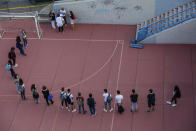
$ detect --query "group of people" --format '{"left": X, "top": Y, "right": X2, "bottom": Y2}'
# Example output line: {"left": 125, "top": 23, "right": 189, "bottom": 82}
{"left": 49, "top": 8, "right": 76, "bottom": 32}
{"left": 5, "top": 32, "right": 182, "bottom": 116}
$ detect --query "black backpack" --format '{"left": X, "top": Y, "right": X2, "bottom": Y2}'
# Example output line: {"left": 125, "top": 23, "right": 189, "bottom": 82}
{"left": 66, "top": 94, "right": 71, "bottom": 104}
{"left": 118, "top": 105, "right": 124, "bottom": 113}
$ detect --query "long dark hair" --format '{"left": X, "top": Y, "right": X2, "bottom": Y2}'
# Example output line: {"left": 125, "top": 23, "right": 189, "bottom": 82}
{"left": 70, "top": 11, "right": 74, "bottom": 19}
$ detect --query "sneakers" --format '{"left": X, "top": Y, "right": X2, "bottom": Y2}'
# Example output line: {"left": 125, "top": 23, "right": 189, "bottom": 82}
{"left": 72, "top": 109, "right": 76, "bottom": 112}
{"left": 166, "top": 101, "right": 171, "bottom": 104}
{"left": 109, "top": 108, "right": 113, "bottom": 112}
{"left": 103, "top": 109, "right": 107, "bottom": 112}
{"left": 14, "top": 64, "right": 18, "bottom": 67}
{"left": 172, "top": 104, "right": 176, "bottom": 107}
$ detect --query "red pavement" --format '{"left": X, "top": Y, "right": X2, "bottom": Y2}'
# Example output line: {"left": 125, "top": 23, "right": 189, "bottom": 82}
{"left": 0, "top": 23, "right": 195, "bottom": 131}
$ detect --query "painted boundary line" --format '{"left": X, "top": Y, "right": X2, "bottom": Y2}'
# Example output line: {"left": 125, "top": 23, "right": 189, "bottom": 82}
{"left": 0, "top": 40, "right": 121, "bottom": 97}
{"left": 2, "top": 37, "right": 123, "bottom": 43}
{"left": 0, "top": 3, "right": 50, "bottom": 11}
{"left": 110, "top": 40, "right": 124, "bottom": 131}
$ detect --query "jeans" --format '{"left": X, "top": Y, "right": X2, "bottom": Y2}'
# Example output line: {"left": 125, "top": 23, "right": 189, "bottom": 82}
{"left": 78, "top": 104, "right": 85, "bottom": 113}
{"left": 35, "top": 98, "right": 39, "bottom": 104}
{"left": 131, "top": 102, "right": 138, "bottom": 112}
{"left": 21, "top": 89, "right": 26, "bottom": 100}
{"left": 89, "top": 106, "right": 95, "bottom": 115}
{"left": 23, "top": 38, "right": 28, "bottom": 48}
{"left": 10, "top": 68, "right": 15, "bottom": 78}
{"left": 19, "top": 47, "right": 26, "bottom": 56}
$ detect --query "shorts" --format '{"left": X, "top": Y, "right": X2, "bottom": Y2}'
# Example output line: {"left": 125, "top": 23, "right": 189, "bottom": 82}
{"left": 148, "top": 101, "right": 155, "bottom": 108}
{"left": 104, "top": 101, "right": 111, "bottom": 106}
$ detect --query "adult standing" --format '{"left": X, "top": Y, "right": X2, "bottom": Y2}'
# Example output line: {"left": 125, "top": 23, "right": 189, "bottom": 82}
{"left": 6, "top": 60, "right": 16, "bottom": 78}
{"left": 59, "top": 8, "right": 67, "bottom": 26}
{"left": 66, "top": 89, "right": 76, "bottom": 112}
{"left": 21, "top": 29, "right": 28, "bottom": 48}
{"left": 60, "top": 87, "right": 68, "bottom": 109}
{"left": 8, "top": 47, "right": 18, "bottom": 67}
{"left": 76, "top": 92, "right": 86, "bottom": 114}
{"left": 166, "top": 85, "right": 181, "bottom": 107}
{"left": 56, "top": 14, "right": 64, "bottom": 32}
{"left": 87, "top": 93, "right": 96, "bottom": 116}
{"left": 49, "top": 10, "right": 56, "bottom": 29}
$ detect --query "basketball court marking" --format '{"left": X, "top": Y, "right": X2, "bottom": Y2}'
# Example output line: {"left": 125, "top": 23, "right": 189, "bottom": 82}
{"left": 0, "top": 39, "right": 123, "bottom": 97}
{"left": 2, "top": 37, "right": 122, "bottom": 43}
{"left": 110, "top": 40, "right": 124, "bottom": 131}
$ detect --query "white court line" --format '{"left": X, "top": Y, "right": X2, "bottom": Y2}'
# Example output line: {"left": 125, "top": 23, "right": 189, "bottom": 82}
{"left": 2, "top": 37, "right": 123, "bottom": 43}
{"left": 0, "top": 40, "right": 120, "bottom": 97}
{"left": 110, "top": 40, "right": 124, "bottom": 131}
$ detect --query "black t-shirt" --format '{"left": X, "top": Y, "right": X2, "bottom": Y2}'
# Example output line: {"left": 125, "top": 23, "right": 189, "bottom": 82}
{"left": 130, "top": 94, "right": 138, "bottom": 102}
{"left": 42, "top": 89, "right": 49, "bottom": 98}
{"left": 147, "top": 93, "right": 155, "bottom": 102}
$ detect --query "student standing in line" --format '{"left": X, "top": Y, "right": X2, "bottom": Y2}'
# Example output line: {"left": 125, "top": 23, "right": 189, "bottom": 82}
{"left": 6, "top": 60, "right": 16, "bottom": 78}
{"left": 166, "top": 85, "right": 181, "bottom": 107}
{"left": 115, "top": 90, "right": 124, "bottom": 113}
{"left": 42, "top": 86, "right": 54, "bottom": 106}
{"left": 87, "top": 93, "right": 96, "bottom": 116}
{"left": 31, "top": 84, "right": 37, "bottom": 93}
{"left": 14, "top": 74, "right": 20, "bottom": 94}
{"left": 66, "top": 89, "right": 76, "bottom": 112}
{"left": 76, "top": 92, "right": 86, "bottom": 114}
{"left": 130, "top": 89, "right": 138, "bottom": 112}
{"left": 8, "top": 47, "right": 18, "bottom": 67}
{"left": 49, "top": 10, "right": 56, "bottom": 29}
{"left": 60, "top": 87, "right": 68, "bottom": 109}
{"left": 33, "top": 89, "right": 39, "bottom": 104}
{"left": 56, "top": 14, "right": 64, "bottom": 32}
{"left": 103, "top": 89, "right": 113, "bottom": 112}
{"left": 18, "top": 78, "right": 26, "bottom": 100}
{"left": 21, "top": 29, "right": 28, "bottom": 48}
{"left": 16, "top": 36, "right": 26, "bottom": 56}
{"left": 146, "top": 89, "right": 155, "bottom": 112}
{"left": 69, "top": 11, "right": 76, "bottom": 31}
{"left": 59, "top": 8, "right": 67, "bottom": 26}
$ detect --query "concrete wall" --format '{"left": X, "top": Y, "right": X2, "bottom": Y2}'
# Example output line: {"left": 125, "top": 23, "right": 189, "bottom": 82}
{"left": 53, "top": 0, "right": 192, "bottom": 25}
{"left": 141, "top": 18, "right": 196, "bottom": 44}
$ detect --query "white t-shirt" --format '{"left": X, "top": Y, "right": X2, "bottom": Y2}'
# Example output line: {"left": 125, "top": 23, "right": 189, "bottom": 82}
{"left": 56, "top": 17, "right": 63, "bottom": 27}
{"left": 115, "top": 94, "right": 123, "bottom": 104}
{"left": 60, "top": 9, "right": 66, "bottom": 17}
{"left": 103, "top": 93, "right": 109, "bottom": 102}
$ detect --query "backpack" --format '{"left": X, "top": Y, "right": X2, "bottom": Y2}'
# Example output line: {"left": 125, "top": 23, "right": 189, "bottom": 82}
{"left": 88, "top": 98, "right": 95, "bottom": 107}
{"left": 107, "top": 94, "right": 112, "bottom": 103}
{"left": 6, "top": 64, "right": 11, "bottom": 71}
{"left": 77, "top": 97, "right": 83, "bottom": 106}
{"left": 118, "top": 105, "right": 124, "bottom": 113}
{"left": 66, "top": 94, "right": 71, "bottom": 104}
{"left": 73, "top": 15, "right": 76, "bottom": 20}
{"left": 33, "top": 91, "right": 39, "bottom": 99}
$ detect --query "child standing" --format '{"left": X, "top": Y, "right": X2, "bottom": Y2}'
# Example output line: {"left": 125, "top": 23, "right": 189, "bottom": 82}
{"left": 33, "top": 89, "right": 39, "bottom": 104}
{"left": 8, "top": 47, "right": 18, "bottom": 67}
{"left": 103, "top": 89, "right": 113, "bottom": 112}
{"left": 42, "top": 86, "right": 54, "bottom": 106}
{"left": 69, "top": 11, "right": 76, "bottom": 30}
{"left": 6, "top": 60, "right": 16, "bottom": 78}
{"left": 87, "top": 93, "right": 96, "bottom": 116}
{"left": 76, "top": 92, "right": 86, "bottom": 114}
{"left": 60, "top": 87, "right": 68, "bottom": 109}
{"left": 49, "top": 10, "right": 56, "bottom": 29}
{"left": 130, "top": 89, "right": 138, "bottom": 112}
{"left": 146, "top": 89, "right": 155, "bottom": 112}
{"left": 18, "top": 78, "right": 26, "bottom": 100}
{"left": 21, "top": 29, "right": 28, "bottom": 48}
{"left": 60, "top": 8, "right": 67, "bottom": 26}
{"left": 66, "top": 89, "right": 76, "bottom": 112}
{"left": 14, "top": 74, "right": 20, "bottom": 94}
{"left": 166, "top": 85, "right": 181, "bottom": 107}
{"left": 115, "top": 90, "right": 124, "bottom": 113}
{"left": 16, "top": 36, "right": 26, "bottom": 56}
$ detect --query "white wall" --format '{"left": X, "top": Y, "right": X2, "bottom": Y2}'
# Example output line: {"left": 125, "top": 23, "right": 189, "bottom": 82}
{"left": 53, "top": 0, "right": 155, "bottom": 25}
{"left": 141, "top": 18, "right": 196, "bottom": 44}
